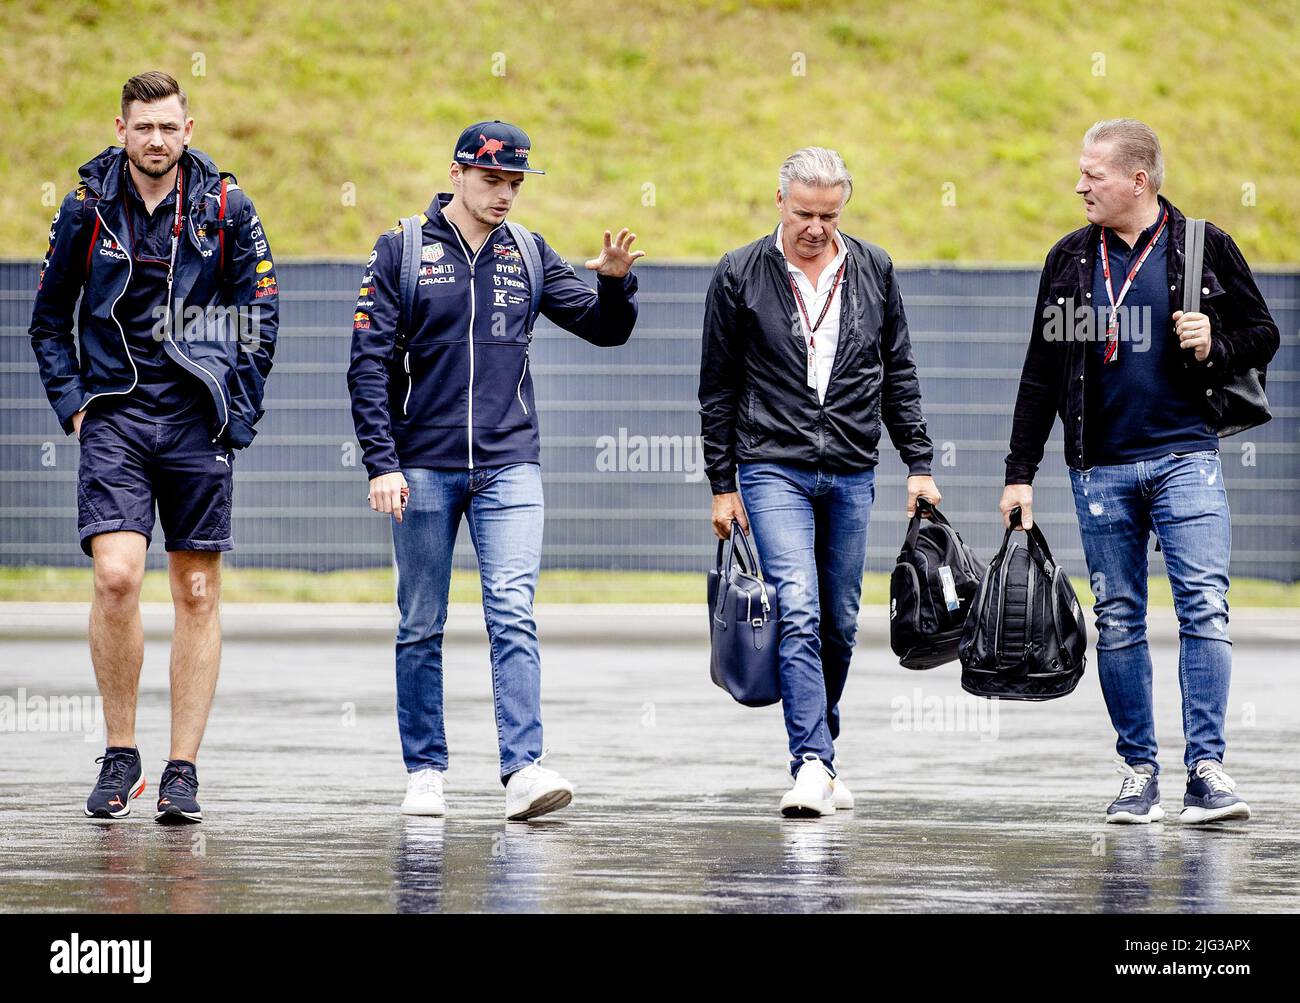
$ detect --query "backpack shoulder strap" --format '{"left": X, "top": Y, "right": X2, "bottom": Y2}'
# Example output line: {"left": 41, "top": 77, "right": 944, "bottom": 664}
{"left": 75, "top": 184, "right": 104, "bottom": 277}
{"left": 504, "top": 220, "right": 544, "bottom": 335}
{"left": 1182, "top": 216, "right": 1205, "bottom": 315}
{"left": 216, "top": 176, "right": 230, "bottom": 276}
{"left": 396, "top": 214, "right": 423, "bottom": 352}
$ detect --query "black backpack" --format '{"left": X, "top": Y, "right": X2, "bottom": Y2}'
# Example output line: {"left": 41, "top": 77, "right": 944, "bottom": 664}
{"left": 958, "top": 507, "right": 1087, "bottom": 700}
{"left": 889, "top": 498, "right": 986, "bottom": 670}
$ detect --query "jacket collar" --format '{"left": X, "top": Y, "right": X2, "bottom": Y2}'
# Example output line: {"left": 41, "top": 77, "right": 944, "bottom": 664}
{"left": 1059, "top": 193, "right": 1183, "bottom": 257}
{"left": 77, "top": 146, "right": 222, "bottom": 207}
{"left": 426, "top": 191, "right": 455, "bottom": 222}
{"left": 767, "top": 222, "right": 863, "bottom": 270}
{"left": 773, "top": 224, "right": 848, "bottom": 278}
{"left": 1054, "top": 195, "right": 1184, "bottom": 303}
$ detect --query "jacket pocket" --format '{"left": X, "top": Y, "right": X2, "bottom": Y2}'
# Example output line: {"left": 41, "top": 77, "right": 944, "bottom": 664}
{"left": 400, "top": 342, "right": 469, "bottom": 426}
{"left": 890, "top": 561, "right": 924, "bottom": 644}
{"left": 470, "top": 341, "right": 531, "bottom": 430}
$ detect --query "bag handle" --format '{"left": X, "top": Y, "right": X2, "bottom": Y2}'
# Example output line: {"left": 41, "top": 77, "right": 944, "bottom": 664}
{"left": 714, "top": 520, "right": 764, "bottom": 578}
{"left": 712, "top": 522, "right": 760, "bottom": 626}
{"left": 732, "top": 520, "right": 765, "bottom": 577}
{"left": 1182, "top": 217, "right": 1205, "bottom": 316}
{"left": 902, "top": 496, "right": 950, "bottom": 554}
{"left": 993, "top": 505, "right": 1022, "bottom": 562}
{"left": 1006, "top": 505, "right": 1059, "bottom": 572}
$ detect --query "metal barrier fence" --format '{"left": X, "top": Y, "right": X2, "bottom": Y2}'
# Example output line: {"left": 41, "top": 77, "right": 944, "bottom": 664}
{"left": 2, "top": 260, "right": 1296, "bottom": 580}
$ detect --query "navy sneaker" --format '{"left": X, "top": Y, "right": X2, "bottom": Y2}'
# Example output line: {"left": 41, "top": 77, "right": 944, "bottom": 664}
{"left": 154, "top": 759, "right": 203, "bottom": 825}
{"left": 1106, "top": 761, "right": 1164, "bottom": 824}
{"left": 85, "top": 747, "right": 146, "bottom": 819}
{"left": 1180, "top": 760, "right": 1250, "bottom": 824}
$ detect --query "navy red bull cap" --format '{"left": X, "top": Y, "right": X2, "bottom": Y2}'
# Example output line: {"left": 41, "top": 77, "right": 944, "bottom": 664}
{"left": 453, "top": 120, "right": 545, "bottom": 175}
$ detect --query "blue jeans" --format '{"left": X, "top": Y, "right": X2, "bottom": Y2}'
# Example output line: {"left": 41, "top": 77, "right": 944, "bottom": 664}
{"left": 737, "top": 462, "right": 875, "bottom": 776}
{"left": 1068, "top": 448, "right": 1233, "bottom": 775}
{"left": 391, "top": 463, "right": 545, "bottom": 782}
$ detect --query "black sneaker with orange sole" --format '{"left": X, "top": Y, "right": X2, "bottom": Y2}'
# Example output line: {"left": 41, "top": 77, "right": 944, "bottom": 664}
{"left": 155, "top": 759, "right": 203, "bottom": 825}
{"left": 85, "top": 747, "right": 146, "bottom": 819}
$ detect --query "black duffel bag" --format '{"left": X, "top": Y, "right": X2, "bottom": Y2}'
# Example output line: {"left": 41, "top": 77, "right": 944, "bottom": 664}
{"left": 958, "top": 507, "right": 1087, "bottom": 700}
{"left": 889, "top": 497, "right": 985, "bottom": 670}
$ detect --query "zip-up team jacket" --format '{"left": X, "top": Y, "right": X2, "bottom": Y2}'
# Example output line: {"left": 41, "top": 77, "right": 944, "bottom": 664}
{"left": 29, "top": 146, "right": 279, "bottom": 447}
{"left": 348, "top": 193, "right": 639, "bottom": 479}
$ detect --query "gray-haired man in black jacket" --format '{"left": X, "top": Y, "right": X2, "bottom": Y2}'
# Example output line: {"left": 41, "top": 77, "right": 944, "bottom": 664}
{"left": 699, "top": 146, "right": 939, "bottom": 817}
{"left": 1001, "top": 119, "right": 1279, "bottom": 826}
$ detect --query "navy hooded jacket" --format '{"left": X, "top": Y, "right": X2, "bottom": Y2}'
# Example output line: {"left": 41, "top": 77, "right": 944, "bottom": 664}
{"left": 348, "top": 193, "right": 639, "bottom": 478}
{"left": 29, "top": 146, "right": 278, "bottom": 447}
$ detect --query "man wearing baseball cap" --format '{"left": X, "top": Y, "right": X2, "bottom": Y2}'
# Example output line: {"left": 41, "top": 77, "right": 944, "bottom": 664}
{"left": 348, "top": 120, "right": 644, "bottom": 821}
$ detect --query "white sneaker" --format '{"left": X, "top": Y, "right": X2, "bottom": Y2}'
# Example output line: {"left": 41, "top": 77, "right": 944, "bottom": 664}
{"left": 831, "top": 775, "right": 855, "bottom": 810}
{"left": 505, "top": 758, "right": 574, "bottom": 821}
{"left": 780, "top": 753, "right": 836, "bottom": 818}
{"left": 401, "top": 767, "right": 446, "bottom": 816}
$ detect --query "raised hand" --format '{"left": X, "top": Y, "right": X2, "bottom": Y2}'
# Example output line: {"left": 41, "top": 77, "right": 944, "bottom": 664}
{"left": 585, "top": 228, "right": 646, "bottom": 278}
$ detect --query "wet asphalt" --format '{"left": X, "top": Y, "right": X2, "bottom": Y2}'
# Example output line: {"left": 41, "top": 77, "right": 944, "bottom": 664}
{"left": 1, "top": 605, "right": 1297, "bottom": 913}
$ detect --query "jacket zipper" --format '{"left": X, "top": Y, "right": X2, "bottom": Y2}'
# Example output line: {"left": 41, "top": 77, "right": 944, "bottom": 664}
{"left": 516, "top": 350, "right": 529, "bottom": 415}
{"left": 402, "top": 354, "right": 412, "bottom": 417}
{"left": 467, "top": 259, "right": 476, "bottom": 466}
{"left": 78, "top": 208, "right": 140, "bottom": 413}
{"left": 1025, "top": 557, "right": 1037, "bottom": 660}
{"left": 940, "top": 524, "right": 976, "bottom": 579}
{"left": 161, "top": 229, "right": 231, "bottom": 441}
{"left": 994, "top": 541, "right": 1017, "bottom": 660}
{"left": 446, "top": 220, "right": 503, "bottom": 470}
{"left": 119, "top": 197, "right": 231, "bottom": 439}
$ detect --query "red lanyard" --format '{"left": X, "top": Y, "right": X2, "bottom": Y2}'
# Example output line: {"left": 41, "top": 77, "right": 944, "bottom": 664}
{"left": 788, "top": 259, "right": 846, "bottom": 344}
{"left": 1099, "top": 208, "right": 1167, "bottom": 363}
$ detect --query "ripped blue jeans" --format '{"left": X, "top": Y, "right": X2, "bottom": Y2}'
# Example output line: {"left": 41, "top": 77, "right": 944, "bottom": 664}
{"left": 1068, "top": 448, "right": 1232, "bottom": 774}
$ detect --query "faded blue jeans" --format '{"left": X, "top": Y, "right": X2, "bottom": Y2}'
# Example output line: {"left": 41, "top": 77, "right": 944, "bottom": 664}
{"left": 391, "top": 463, "right": 545, "bottom": 783}
{"left": 1068, "top": 448, "right": 1233, "bottom": 774}
{"left": 737, "top": 462, "right": 875, "bottom": 776}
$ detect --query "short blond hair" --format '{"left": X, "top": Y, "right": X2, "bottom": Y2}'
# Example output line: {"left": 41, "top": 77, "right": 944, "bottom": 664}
{"left": 1083, "top": 119, "right": 1164, "bottom": 192}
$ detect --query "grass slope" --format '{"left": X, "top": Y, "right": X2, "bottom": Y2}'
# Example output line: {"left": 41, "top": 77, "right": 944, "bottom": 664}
{"left": 1, "top": 0, "right": 1296, "bottom": 263}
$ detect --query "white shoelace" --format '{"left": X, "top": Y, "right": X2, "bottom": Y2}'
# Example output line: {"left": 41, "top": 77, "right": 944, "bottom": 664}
{"left": 1194, "top": 760, "right": 1236, "bottom": 794}
{"left": 1115, "top": 761, "right": 1153, "bottom": 799}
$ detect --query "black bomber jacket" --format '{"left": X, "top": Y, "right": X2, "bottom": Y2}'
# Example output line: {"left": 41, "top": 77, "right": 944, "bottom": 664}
{"left": 698, "top": 227, "right": 933, "bottom": 495}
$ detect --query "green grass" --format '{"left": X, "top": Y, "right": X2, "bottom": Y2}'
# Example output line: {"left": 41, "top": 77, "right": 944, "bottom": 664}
{"left": 1, "top": 1, "right": 1296, "bottom": 263}
{"left": 1, "top": 566, "right": 1295, "bottom": 607}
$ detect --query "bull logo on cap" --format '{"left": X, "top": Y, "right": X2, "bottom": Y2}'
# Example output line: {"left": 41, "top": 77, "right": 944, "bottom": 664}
{"left": 475, "top": 136, "right": 506, "bottom": 165}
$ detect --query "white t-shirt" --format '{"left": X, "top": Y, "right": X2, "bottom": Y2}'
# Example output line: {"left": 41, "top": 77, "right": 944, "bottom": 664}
{"left": 776, "top": 226, "right": 849, "bottom": 405}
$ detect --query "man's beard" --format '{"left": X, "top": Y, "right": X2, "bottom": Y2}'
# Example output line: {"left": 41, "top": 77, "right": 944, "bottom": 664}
{"left": 128, "top": 146, "right": 182, "bottom": 179}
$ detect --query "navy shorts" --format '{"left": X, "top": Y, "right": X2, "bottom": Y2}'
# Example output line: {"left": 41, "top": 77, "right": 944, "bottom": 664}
{"left": 76, "top": 408, "right": 234, "bottom": 557}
